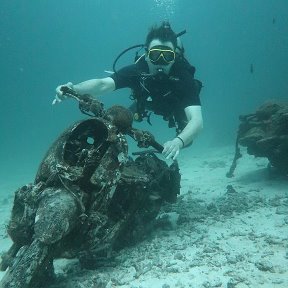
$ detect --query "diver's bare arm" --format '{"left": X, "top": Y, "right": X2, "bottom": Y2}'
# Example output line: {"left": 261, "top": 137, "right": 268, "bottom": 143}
{"left": 73, "top": 77, "right": 115, "bottom": 97}
{"left": 176, "top": 106, "right": 203, "bottom": 147}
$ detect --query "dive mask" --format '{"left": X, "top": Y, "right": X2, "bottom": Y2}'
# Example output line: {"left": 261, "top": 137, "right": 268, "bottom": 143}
{"left": 148, "top": 45, "right": 175, "bottom": 65}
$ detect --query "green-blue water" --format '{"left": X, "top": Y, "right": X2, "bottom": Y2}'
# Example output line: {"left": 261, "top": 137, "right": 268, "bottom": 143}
{"left": 1, "top": 0, "right": 288, "bottom": 191}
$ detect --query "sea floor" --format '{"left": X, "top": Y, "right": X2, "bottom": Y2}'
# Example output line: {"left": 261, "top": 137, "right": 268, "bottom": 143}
{"left": 0, "top": 145, "right": 287, "bottom": 288}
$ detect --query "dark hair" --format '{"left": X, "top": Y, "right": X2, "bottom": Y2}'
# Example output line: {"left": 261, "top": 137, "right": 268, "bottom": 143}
{"left": 145, "top": 21, "right": 177, "bottom": 49}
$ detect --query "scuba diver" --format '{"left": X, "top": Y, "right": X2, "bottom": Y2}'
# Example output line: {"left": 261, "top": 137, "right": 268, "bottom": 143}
{"left": 55, "top": 21, "right": 203, "bottom": 160}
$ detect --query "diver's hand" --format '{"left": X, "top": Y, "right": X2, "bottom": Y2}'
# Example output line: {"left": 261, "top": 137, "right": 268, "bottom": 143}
{"left": 162, "top": 137, "right": 184, "bottom": 160}
{"left": 53, "top": 82, "right": 73, "bottom": 105}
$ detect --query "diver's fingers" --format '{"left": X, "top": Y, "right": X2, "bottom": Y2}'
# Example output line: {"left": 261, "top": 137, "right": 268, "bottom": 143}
{"left": 54, "top": 82, "right": 73, "bottom": 104}
{"left": 172, "top": 150, "right": 180, "bottom": 160}
{"left": 165, "top": 148, "right": 179, "bottom": 160}
{"left": 163, "top": 144, "right": 177, "bottom": 159}
{"left": 52, "top": 95, "right": 62, "bottom": 105}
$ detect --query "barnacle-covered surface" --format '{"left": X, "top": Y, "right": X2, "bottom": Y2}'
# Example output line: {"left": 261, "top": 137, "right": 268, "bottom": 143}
{"left": 0, "top": 101, "right": 180, "bottom": 287}
{"left": 35, "top": 118, "right": 127, "bottom": 186}
{"left": 104, "top": 105, "right": 133, "bottom": 133}
{"left": 238, "top": 101, "right": 288, "bottom": 174}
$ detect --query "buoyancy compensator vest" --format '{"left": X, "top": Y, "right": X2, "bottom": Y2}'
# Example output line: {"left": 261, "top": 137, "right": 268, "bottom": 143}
{"left": 111, "top": 29, "right": 202, "bottom": 133}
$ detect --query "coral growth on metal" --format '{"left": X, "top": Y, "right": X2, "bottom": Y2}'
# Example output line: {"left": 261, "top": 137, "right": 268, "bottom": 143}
{"left": 238, "top": 101, "right": 288, "bottom": 174}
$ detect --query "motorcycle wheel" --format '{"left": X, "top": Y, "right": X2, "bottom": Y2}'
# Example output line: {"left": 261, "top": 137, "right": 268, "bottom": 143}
{"left": 0, "top": 239, "right": 54, "bottom": 288}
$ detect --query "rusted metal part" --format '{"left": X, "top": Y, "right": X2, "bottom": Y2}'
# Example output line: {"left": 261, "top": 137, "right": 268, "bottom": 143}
{"left": 0, "top": 92, "right": 180, "bottom": 287}
{"left": 0, "top": 239, "right": 53, "bottom": 288}
{"left": 128, "top": 128, "right": 164, "bottom": 152}
{"left": 228, "top": 101, "right": 288, "bottom": 175}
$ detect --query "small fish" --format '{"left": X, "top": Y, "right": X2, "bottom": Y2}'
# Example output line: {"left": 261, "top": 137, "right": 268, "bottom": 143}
{"left": 272, "top": 17, "right": 276, "bottom": 24}
{"left": 250, "top": 64, "right": 254, "bottom": 74}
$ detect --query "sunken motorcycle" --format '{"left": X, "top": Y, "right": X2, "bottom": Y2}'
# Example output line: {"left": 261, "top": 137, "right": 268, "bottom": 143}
{"left": 0, "top": 88, "right": 180, "bottom": 288}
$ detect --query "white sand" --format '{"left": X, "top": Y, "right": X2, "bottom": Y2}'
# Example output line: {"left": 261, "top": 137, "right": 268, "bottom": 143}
{"left": 0, "top": 145, "right": 287, "bottom": 287}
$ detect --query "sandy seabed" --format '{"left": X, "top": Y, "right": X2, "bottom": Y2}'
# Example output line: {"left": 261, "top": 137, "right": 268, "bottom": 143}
{"left": 0, "top": 145, "right": 287, "bottom": 288}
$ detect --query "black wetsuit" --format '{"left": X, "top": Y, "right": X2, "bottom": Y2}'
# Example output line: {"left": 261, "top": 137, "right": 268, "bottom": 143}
{"left": 110, "top": 57, "right": 202, "bottom": 131}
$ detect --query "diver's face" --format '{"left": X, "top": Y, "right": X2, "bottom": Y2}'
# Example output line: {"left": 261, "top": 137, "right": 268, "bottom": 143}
{"left": 146, "top": 39, "right": 175, "bottom": 75}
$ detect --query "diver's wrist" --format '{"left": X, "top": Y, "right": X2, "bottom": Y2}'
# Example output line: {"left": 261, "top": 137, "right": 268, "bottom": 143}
{"left": 175, "top": 136, "right": 184, "bottom": 148}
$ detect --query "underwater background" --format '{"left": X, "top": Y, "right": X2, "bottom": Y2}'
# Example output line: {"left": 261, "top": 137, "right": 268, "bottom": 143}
{"left": 0, "top": 0, "right": 288, "bottom": 191}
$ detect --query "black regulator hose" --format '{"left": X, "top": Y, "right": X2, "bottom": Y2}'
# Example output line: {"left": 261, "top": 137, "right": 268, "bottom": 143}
{"left": 112, "top": 44, "right": 145, "bottom": 73}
